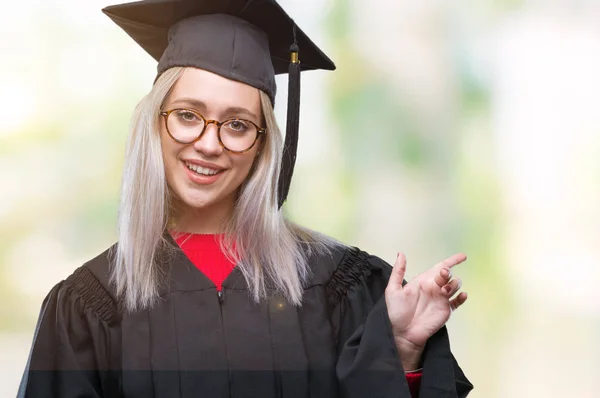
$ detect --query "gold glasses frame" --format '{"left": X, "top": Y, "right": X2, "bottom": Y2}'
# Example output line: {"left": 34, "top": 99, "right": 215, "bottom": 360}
{"left": 160, "top": 108, "right": 267, "bottom": 154}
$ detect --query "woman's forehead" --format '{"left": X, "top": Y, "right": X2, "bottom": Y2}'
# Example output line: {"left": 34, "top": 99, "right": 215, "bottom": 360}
{"left": 168, "top": 67, "right": 261, "bottom": 113}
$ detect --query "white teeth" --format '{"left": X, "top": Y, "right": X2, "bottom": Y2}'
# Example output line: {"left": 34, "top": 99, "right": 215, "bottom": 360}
{"left": 186, "top": 163, "right": 220, "bottom": 176}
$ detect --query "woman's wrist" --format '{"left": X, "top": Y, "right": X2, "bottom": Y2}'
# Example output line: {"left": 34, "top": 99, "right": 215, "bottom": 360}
{"left": 394, "top": 336, "right": 424, "bottom": 371}
{"left": 404, "top": 367, "right": 423, "bottom": 374}
{"left": 400, "top": 354, "right": 422, "bottom": 372}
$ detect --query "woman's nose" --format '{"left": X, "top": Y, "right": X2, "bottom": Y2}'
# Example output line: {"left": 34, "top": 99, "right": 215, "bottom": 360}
{"left": 193, "top": 122, "right": 223, "bottom": 156}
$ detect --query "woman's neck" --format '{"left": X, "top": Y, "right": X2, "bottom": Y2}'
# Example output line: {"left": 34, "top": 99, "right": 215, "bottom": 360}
{"left": 170, "top": 196, "right": 235, "bottom": 234}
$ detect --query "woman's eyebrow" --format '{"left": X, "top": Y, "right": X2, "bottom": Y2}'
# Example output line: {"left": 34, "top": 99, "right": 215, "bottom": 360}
{"left": 224, "top": 106, "right": 258, "bottom": 120}
{"left": 168, "top": 98, "right": 258, "bottom": 120}
{"left": 169, "top": 97, "right": 206, "bottom": 110}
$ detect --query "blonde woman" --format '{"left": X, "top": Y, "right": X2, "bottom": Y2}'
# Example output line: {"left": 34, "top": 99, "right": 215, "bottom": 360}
{"left": 20, "top": 1, "right": 472, "bottom": 397}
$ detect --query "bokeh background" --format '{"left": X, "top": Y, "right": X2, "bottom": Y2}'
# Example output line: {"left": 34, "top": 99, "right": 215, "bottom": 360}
{"left": 2, "top": 0, "right": 599, "bottom": 396}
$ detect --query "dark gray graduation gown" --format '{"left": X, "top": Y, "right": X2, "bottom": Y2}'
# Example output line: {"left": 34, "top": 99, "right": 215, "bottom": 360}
{"left": 19, "top": 240, "right": 472, "bottom": 397}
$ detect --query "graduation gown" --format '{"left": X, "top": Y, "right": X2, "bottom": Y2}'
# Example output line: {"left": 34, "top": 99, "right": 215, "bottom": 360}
{"left": 19, "top": 239, "right": 473, "bottom": 398}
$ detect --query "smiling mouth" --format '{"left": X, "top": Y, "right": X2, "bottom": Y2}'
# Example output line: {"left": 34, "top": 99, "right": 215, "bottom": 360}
{"left": 184, "top": 161, "right": 223, "bottom": 176}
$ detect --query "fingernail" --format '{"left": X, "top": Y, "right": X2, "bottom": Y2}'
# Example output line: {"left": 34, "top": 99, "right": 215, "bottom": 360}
{"left": 444, "top": 285, "right": 452, "bottom": 294}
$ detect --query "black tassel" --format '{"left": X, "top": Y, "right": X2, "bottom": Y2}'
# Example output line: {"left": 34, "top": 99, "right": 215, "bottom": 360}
{"left": 278, "top": 27, "right": 301, "bottom": 209}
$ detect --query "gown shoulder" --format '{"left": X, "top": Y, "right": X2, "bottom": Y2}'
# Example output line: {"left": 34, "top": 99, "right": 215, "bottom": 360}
{"left": 18, "top": 245, "right": 121, "bottom": 398}
{"left": 80, "top": 244, "right": 118, "bottom": 299}
{"left": 66, "top": 246, "right": 119, "bottom": 322}
{"left": 324, "top": 246, "right": 390, "bottom": 308}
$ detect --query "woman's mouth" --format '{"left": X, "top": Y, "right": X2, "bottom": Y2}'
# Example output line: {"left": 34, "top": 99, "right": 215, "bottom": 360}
{"left": 184, "top": 161, "right": 222, "bottom": 176}
{"left": 182, "top": 161, "right": 225, "bottom": 185}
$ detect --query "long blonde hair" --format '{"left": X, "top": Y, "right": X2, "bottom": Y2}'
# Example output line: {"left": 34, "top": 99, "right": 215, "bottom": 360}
{"left": 111, "top": 67, "right": 340, "bottom": 312}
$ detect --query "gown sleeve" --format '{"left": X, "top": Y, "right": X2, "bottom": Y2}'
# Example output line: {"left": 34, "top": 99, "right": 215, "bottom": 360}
{"left": 18, "top": 266, "right": 121, "bottom": 398}
{"left": 327, "top": 247, "right": 473, "bottom": 398}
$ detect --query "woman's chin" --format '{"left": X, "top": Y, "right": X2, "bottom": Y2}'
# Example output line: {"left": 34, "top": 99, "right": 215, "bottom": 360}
{"left": 180, "top": 196, "right": 214, "bottom": 211}
{"left": 179, "top": 191, "right": 230, "bottom": 212}
{"left": 171, "top": 184, "right": 237, "bottom": 220}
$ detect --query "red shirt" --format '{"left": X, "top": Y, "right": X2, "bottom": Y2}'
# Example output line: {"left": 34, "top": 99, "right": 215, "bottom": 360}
{"left": 173, "top": 233, "right": 235, "bottom": 291}
{"left": 173, "top": 232, "right": 422, "bottom": 396}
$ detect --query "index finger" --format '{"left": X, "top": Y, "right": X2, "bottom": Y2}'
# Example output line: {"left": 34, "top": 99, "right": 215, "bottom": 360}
{"left": 436, "top": 253, "right": 467, "bottom": 270}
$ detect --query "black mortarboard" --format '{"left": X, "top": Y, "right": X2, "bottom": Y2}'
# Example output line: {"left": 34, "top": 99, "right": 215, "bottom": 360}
{"left": 102, "top": 0, "right": 335, "bottom": 208}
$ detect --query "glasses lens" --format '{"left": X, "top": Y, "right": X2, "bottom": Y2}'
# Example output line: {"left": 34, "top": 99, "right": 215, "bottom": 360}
{"left": 167, "top": 110, "right": 206, "bottom": 143}
{"left": 220, "top": 119, "right": 259, "bottom": 152}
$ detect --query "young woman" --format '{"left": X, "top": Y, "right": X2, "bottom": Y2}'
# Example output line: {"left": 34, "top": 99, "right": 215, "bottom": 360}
{"left": 19, "top": 1, "right": 473, "bottom": 397}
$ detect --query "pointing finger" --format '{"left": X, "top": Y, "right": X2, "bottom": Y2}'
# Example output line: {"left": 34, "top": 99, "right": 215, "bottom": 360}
{"left": 437, "top": 253, "right": 467, "bottom": 270}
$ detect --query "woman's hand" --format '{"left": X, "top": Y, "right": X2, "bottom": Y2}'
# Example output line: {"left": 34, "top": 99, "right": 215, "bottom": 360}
{"left": 385, "top": 252, "right": 468, "bottom": 371}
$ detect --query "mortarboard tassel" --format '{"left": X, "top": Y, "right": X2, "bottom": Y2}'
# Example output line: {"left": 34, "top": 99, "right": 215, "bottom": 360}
{"left": 278, "top": 26, "right": 301, "bottom": 209}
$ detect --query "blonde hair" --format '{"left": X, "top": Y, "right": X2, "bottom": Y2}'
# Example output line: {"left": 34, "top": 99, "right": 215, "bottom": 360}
{"left": 111, "top": 67, "right": 340, "bottom": 312}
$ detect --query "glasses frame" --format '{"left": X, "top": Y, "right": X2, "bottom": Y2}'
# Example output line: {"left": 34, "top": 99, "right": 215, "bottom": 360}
{"left": 160, "top": 108, "right": 266, "bottom": 154}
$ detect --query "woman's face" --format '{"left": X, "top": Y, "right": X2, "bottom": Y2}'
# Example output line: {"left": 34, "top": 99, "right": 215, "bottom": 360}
{"left": 160, "top": 68, "right": 263, "bottom": 223}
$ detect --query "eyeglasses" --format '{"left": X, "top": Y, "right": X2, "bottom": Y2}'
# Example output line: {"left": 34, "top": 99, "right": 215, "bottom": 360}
{"left": 160, "top": 108, "right": 266, "bottom": 153}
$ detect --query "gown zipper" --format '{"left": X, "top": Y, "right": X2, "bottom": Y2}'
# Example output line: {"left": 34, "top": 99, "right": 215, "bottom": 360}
{"left": 217, "top": 288, "right": 231, "bottom": 396}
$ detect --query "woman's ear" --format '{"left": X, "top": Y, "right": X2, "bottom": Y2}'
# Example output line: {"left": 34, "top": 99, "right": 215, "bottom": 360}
{"left": 256, "top": 135, "right": 266, "bottom": 157}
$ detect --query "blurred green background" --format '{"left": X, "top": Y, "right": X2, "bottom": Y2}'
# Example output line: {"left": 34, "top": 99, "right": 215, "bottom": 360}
{"left": 2, "top": 0, "right": 599, "bottom": 396}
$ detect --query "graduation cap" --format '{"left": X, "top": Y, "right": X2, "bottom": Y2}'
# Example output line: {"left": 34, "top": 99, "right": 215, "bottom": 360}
{"left": 102, "top": 0, "right": 336, "bottom": 208}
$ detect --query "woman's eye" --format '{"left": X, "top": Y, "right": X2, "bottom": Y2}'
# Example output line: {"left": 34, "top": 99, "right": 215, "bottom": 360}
{"left": 176, "top": 111, "right": 197, "bottom": 122}
{"left": 227, "top": 120, "right": 249, "bottom": 132}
